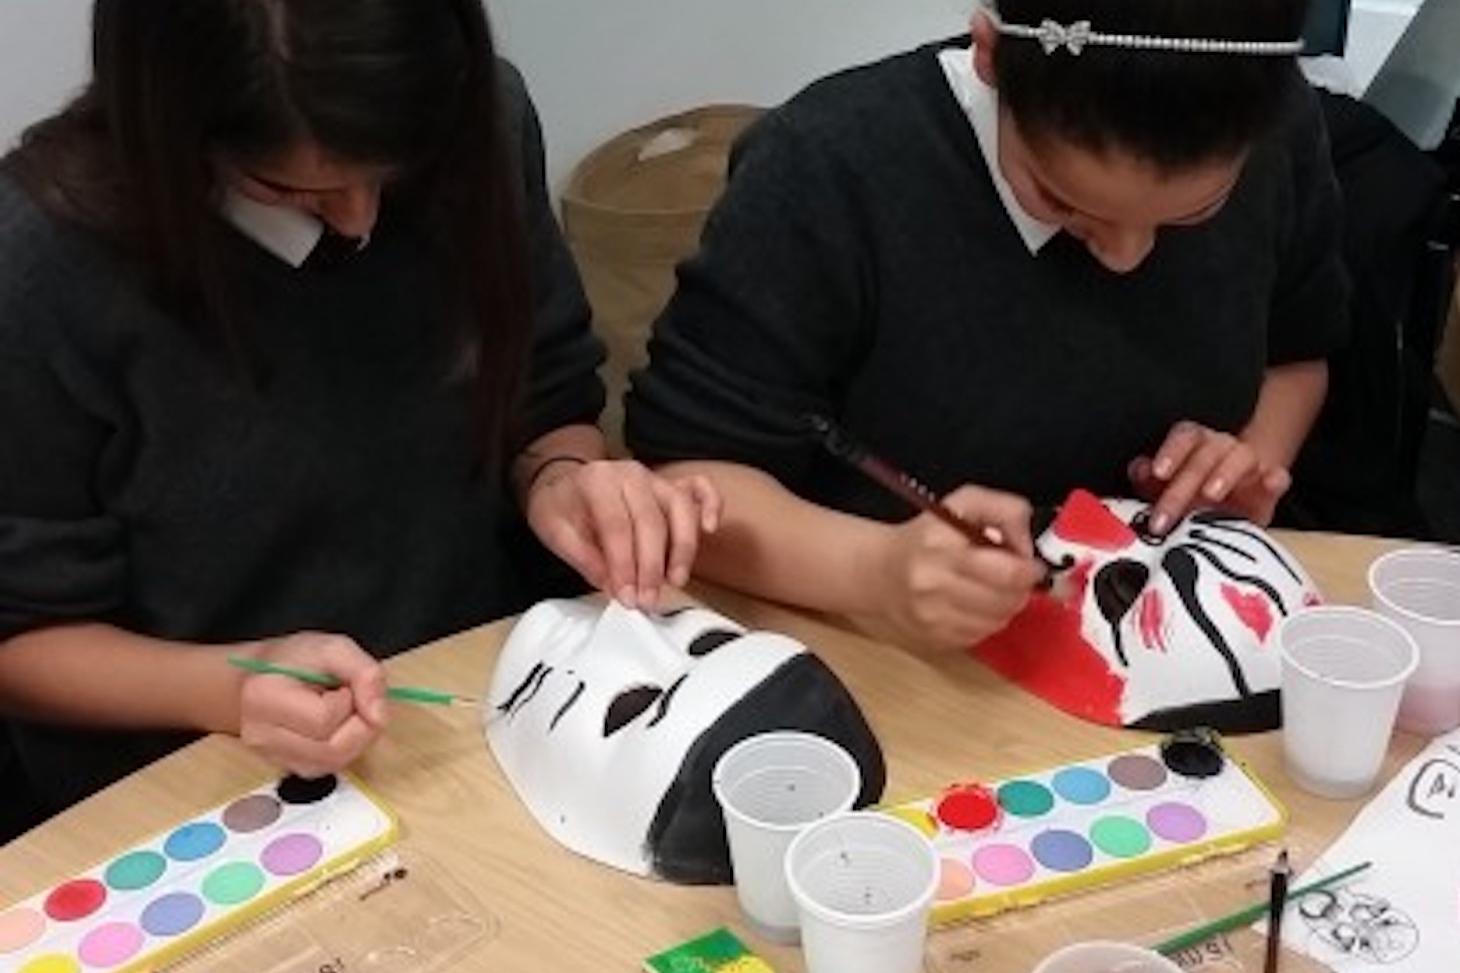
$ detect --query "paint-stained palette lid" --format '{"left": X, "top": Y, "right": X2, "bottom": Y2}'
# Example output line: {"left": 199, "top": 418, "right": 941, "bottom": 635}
{"left": 975, "top": 491, "right": 1322, "bottom": 732}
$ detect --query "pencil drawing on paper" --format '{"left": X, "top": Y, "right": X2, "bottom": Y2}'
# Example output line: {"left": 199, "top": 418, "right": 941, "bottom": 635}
{"left": 1298, "top": 888, "right": 1420, "bottom": 964}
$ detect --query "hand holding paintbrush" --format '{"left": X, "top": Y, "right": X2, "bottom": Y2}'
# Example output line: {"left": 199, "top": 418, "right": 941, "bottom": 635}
{"left": 806, "top": 414, "right": 1074, "bottom": 598}
{"left": 801, "top": 415, "right": 1073, "bottom": 652}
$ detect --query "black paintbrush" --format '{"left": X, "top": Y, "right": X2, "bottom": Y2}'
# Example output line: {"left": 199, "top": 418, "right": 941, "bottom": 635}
{"left": 805, "top": 414, "right": 1073, "bottom": 595}
{"left": 1264, "top": 848, "right": 1292, "bottom": 973}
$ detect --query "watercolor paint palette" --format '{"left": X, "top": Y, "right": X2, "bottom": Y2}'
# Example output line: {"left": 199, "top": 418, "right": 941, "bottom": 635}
{"left": 0, "top": 774, "right": 397, "bottom": 973}
{"left": 878, "top": 739, "right": 1286, "bottom": 924}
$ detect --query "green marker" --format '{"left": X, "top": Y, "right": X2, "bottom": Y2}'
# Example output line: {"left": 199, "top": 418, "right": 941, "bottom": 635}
{"left": 228, "top": 655, "right": 479, "bottom": 708}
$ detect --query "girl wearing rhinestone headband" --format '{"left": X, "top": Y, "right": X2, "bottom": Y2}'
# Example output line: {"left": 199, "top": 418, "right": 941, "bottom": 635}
{"left": 628, "top": 0, "right": 1348, "bottom": 653}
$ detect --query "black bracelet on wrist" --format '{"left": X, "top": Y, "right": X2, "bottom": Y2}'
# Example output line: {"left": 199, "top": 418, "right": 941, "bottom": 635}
{"left": 525, "top": 455, "right": 589, "bottom": 494}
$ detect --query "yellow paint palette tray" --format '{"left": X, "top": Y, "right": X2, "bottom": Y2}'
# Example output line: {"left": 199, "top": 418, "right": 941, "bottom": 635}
{"left": 878, "top": 736, "right": 1286, "bottom": 925}
{"left": 0, "top": 773, "right": 397, "bottom": 973}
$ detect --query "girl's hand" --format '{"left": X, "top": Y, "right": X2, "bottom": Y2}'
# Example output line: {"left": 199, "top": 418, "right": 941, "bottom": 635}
{"left": 868, "top": 485, "right": 1044, "bottom": 653}
{"left": 525, "top": 459, "right": 722, "bottom": 610}
{"left": 1130, "top": 421, "right": 1292, "bottom": 533}
{"left": 237, "top": 633, "right": 388, "bottom": 779}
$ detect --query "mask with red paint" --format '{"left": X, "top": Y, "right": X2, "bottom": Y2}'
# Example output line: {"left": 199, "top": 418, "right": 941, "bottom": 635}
{"left": 977, "top": 490, "right": 1321, "bottom": 732}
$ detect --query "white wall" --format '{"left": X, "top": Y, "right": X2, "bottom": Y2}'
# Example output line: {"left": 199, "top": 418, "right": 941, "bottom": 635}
{"left": 489, "top": 0, "right": 972, "bottom": 189}
{"left": 0, "top": 0, "right": 1430, "bottom": 192}
{"left": 0, "top": 0, "right": 90, "bottom": 154}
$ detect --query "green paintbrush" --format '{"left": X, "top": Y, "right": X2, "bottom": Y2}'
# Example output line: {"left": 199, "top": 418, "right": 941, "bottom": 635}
{"left": 1153, "top": 860, "right": 1373, "bottom": 956}
{"left": 228, "top": 655, "right": 479, "bottom": 708}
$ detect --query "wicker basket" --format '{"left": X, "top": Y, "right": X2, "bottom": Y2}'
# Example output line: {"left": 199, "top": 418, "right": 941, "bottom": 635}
{"left": 562, "top": 104, "right": 764, "bottom": 453}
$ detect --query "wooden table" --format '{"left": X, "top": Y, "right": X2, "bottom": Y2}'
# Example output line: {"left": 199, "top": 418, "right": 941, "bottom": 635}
{"left": 0, "top": 532, "right": 1427, "bottom": 972}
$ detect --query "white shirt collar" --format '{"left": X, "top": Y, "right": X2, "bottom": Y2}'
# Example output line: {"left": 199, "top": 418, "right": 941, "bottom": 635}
{"left": 220, "top": 190, "right": 325, "bottom": 268}
{"left": 937, "top": 47, "right": 1060, "bottom": 254}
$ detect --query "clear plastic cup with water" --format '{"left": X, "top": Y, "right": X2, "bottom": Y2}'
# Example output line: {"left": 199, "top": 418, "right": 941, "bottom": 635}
{"left": 784, "top": 811, "right": 939, "bottom": 973}
{"left": 711, "top": 732, "right": 862, "bottom": 944}
{"left": 1369, "top": 547, "right": 1460, "bottom": 736}
{"left": 1279, "top": 606, "right": 1419, "bottom": 798}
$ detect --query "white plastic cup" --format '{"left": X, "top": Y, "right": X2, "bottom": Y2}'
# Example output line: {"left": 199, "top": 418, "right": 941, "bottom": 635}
{"left": 1031, "top": 941, "right": 1183, "bottom": 973}
{"left": 784, "top": 811, "right": 939, "bottom": 973}
{"left": 1279, "top": 606, "right": 1419, "bottom": 798}
{"left": 712, "top": 732, "right": 862, "bottom": 944}
{"left": 1369, "top": 547, "right": 1460, "bottom": 736}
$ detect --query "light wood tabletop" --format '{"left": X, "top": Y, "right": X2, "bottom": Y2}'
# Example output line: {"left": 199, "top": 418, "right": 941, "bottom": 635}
{"left": 0, "top": 531, "right": 1431, "bottom": 972}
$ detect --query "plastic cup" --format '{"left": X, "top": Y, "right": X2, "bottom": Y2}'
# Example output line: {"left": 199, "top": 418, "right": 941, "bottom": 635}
{"left": 712, "top": 732, "right": 861, "bottom": 944}
{"left": 784, "top": 811, "right": 938, "bottom": 973}
{"left": 1369, "top": 547, "right": 1460, "bottom": 736}
{"left": 1031, "top": 941, "right": 1183, "bottom": 973}
{"left": 1279, "top": 606, "right": 1419, "bottom": 798}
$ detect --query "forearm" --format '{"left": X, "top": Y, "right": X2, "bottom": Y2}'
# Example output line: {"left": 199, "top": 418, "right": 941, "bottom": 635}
{"left": 0, "top": 624, "right": 248, "bottom": 734}
{"left": 511, "top": 423, "right": 607, "bottom": 507}
{"left": 1240, "top": 361, "right": 1328, "bottom": 469}
{"left": 658, "top": 461, "right": 891, "bottom": 615}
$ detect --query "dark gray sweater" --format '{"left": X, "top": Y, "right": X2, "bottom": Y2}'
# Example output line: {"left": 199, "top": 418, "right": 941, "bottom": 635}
{"left": 627, "top": 42, "right": 1349, "bottom": 519}
{"left": 0, "top": 67, "right": 604, "bottom": 812}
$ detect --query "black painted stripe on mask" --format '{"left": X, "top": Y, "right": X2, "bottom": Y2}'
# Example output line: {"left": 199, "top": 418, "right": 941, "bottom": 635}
{"left": 496, "top": 662, "right": 550, "bottom": 716}
{"left": 549, "top": 681, "right": 587, "bottom": 733}
{"left": 1188, "top": 528, "right": 1259, "bottom": 563}
{"left": 1164, "top": 547, "right": 1251, "bottom": 697}
{"left": 1184, "top": 545, "right": 1289, "bottom": 615}
{"left": 1189, "top": 512, "right": 1302, "bottom": 584}
{"left": 647, "top": 674, "right": 689, "bottom": 728}
{"left": 508, "top": 662, "right": 553, "bottom": 719}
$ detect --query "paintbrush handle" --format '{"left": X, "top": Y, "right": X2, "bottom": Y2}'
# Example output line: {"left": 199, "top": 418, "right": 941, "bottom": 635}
{"left": 806, "top": 414, "right": 1002, "bottom": 545}
{"left": 1154, "top": 861, "right": 1372, "bottom": 956}
{"left": 1265, "top": 865, "right": 1290, "bottom": 973}
{"left": 227, "top": 656, "right": 473, "bottom": 708}
{"left": 387, "top": 685, "right": 460, "bottom": 706}
{"left": 229, "top": 655, "right": 339, "bottom": 687}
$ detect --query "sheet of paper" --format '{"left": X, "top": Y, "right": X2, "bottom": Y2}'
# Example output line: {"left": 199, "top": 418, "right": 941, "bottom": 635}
{"left": 1280, "top": 728, "right": 1460, "bottom": 971}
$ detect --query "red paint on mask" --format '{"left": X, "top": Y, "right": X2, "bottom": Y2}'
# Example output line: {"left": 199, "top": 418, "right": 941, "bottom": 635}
{"left": 974, "top": 562, "right": 1124, "bottom": 726}
{"left": 1051, "top": 489, "right": 1137, "bottom": 551}
{"left": 1221, "top": 584, "right": 1274, "bottom": 642}
{"left": 1138, "top": 589, "right": 1167, "bottom": 652}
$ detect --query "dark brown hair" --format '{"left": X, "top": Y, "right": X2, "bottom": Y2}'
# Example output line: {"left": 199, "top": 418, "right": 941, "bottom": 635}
{"left": 992, "top": 0, "right": 1308, "bottom": 170}
{"left": 4, "top": 0, "right": 532, "bottom": 465}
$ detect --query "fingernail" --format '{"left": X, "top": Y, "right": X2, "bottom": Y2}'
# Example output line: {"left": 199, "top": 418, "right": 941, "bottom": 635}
{"left": 1154, "top": 459, "right": 1173, "bottom": 479}
{"left": 639, "top": 588, "right": 657, "bottom": 608}
{"left": 1151, "top": 512, "right": 1170, "bottom": 534}
{"left": 617, "top": 586, "right": 637, "bottom": 608}
{"left": 670, "top": 567, "right": 689, "bottom": 587}
{"left": 1205, "top": 478, "right": 1225, "bottom": 500}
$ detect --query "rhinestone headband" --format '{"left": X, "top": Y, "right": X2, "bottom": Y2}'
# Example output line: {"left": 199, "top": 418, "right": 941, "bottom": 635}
{"left": 986, "top": 9, "right": 1305, "bottom": 57}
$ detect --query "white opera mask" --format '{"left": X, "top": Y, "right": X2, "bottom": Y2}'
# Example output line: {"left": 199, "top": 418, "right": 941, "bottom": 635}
{"left": 977, "top": 490, "right": 1322, "bottom": 730}
{"left": 484, "top": 600, "right": 884, "bottom": 882}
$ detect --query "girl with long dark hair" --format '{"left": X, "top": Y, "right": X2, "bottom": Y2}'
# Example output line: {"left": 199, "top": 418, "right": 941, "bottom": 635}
{"left": 0, "top": 0, "right": 718, "bottom": 820}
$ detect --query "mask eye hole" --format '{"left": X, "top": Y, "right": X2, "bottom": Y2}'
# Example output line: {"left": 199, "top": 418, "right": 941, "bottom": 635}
{"left": 688, "top": 630, "right": 741, "bottom": 658}
{"left": 603, "top": 685, "right": 664, "bottom": 737}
